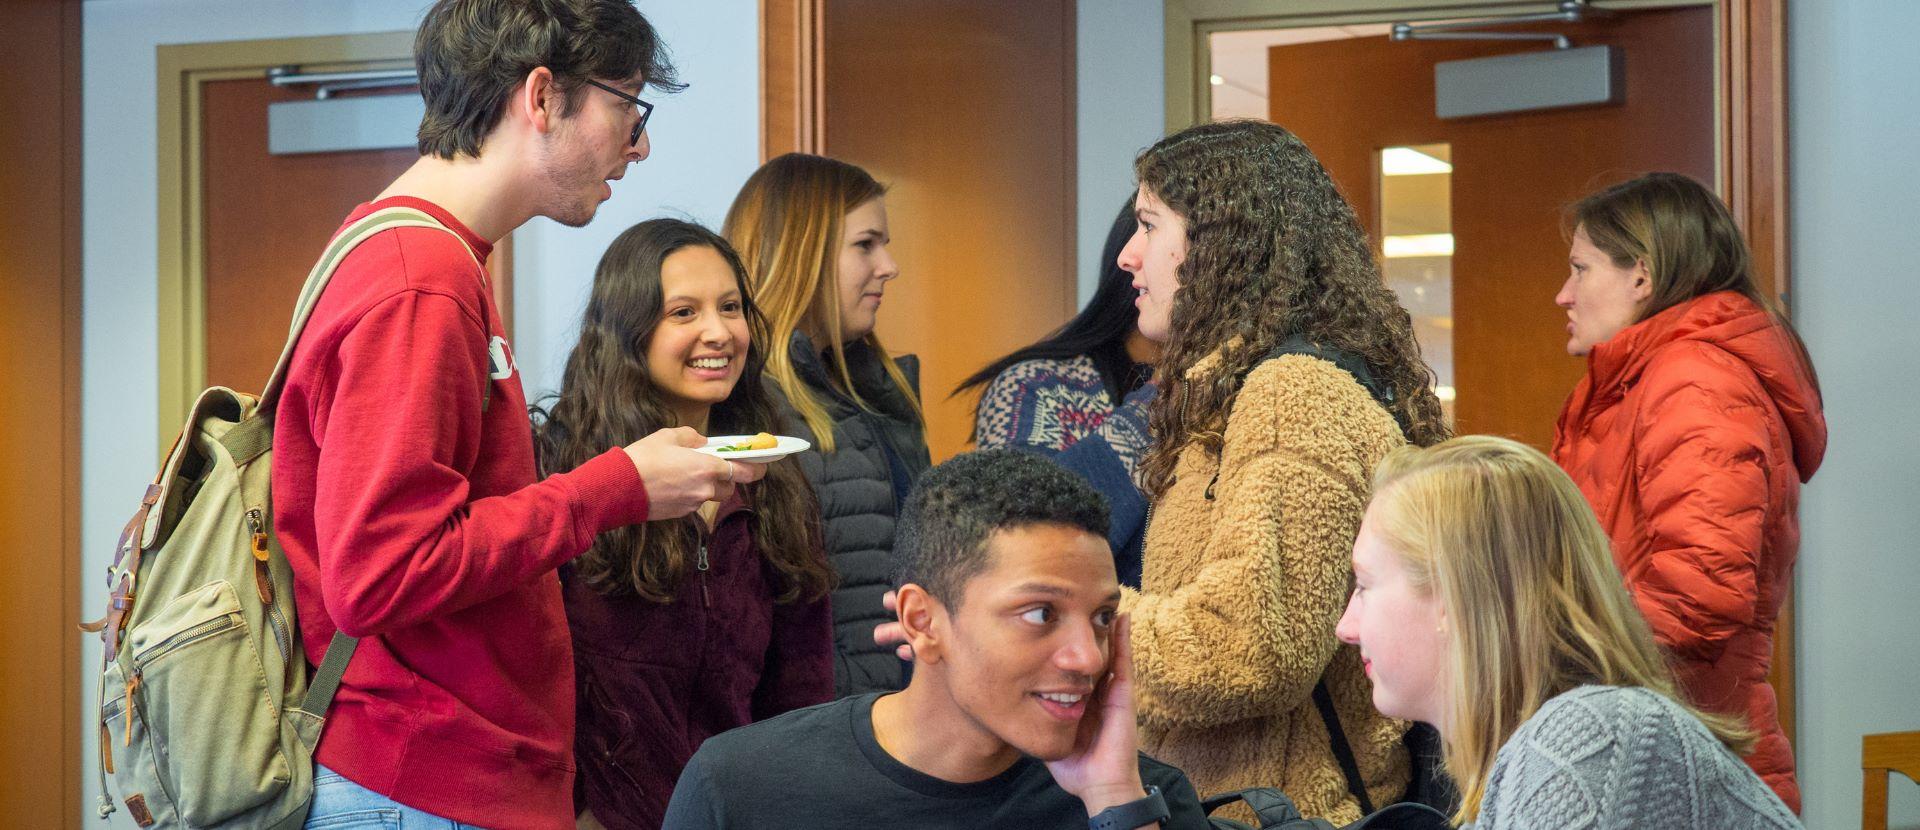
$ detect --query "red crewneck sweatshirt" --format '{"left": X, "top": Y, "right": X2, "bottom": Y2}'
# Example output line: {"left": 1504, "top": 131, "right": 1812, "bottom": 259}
{"left": 272, "top": 197, "right": 650, "bottom": 828}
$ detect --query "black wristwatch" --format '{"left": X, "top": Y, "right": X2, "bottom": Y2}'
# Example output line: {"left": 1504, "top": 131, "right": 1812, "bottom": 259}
{"left": 1088, "top": 784, "right": 1168, "bottom": 830}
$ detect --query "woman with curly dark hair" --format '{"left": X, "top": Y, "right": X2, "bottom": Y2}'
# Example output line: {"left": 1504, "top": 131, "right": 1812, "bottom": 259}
{"left": 1118, "top": 119, "right": 1449, "bottom": 824}
{"left": 532, "top": 219, "right": 835, "bottom": 830}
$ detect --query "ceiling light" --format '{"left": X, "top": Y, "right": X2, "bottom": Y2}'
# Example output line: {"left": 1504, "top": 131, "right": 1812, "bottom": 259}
{"left": 1384, "top": 234, "right": 1455, "bottom": 258}
{"left": 1433, "top": 385, "right": 1457, "bottom": 402}
{"left": 1381, "top": 147, "right": 1453, "bottom": 176}
{"left": 1210, "top": 74, "right": 1225, "bottom": 86}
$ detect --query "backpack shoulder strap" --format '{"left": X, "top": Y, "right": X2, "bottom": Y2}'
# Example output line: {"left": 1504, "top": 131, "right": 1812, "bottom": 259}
{"left": 266, "top": 207, "right": 474, "bottom": 728}
{"left": 1259, "top": 335, "right": 1408, "bottom": 437}
{"left": 257, "top": 205, "right": 481, "bottom": 412}
{"left": 1200, "top": 787, "right": 1330, "bottom": 829}
{"left": 1313, "top": 679, "right": 1376, "bottom": 816}
{"left": 296, "top": 630, "right": 359, "bottom": 728}
{"left": 1262, "top": 336, "right": 1405, "bottom": 818}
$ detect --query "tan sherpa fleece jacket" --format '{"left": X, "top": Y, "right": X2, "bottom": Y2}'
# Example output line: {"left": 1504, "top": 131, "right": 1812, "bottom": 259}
{"left": 1123, "top": 354, "right": 1412, "bottom": 825}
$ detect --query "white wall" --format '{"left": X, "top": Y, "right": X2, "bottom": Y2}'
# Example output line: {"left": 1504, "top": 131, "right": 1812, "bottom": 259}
{"left": 512, "top": 1, "right": 759, "bottom": 400}
{"left": 1075, "top": 0, "right": 1165, "bottom": 303}
{"left": 78, "top": 1, "right": 756, "bottom": 826}
{"left": 1788, "top": 1, "right": 1920, "bottom": 828}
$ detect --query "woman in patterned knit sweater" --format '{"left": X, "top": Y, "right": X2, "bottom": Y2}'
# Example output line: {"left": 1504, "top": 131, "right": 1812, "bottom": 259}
{"left": 1336, "top": 436, "right": 1799, "bottom": 829}
{"left": 953, "top": 196, "right": 1160, "bottom": 584}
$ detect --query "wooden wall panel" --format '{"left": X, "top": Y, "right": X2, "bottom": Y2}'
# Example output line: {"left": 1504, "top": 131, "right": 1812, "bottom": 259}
{"left": 0, "top": 0, "right": 85, "bottom": 826}
{"left": 762, "top": 0, "right": 823, "bottom": 159}
{"left": 821, "top": 0, "right": 1077, "bottom": 461}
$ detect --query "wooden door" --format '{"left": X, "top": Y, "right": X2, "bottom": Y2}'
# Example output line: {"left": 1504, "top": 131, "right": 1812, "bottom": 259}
{"left": 200, "top": 79, "right": 511, "bottom": 396}
{"left": 0, "top": 0, "right": 83, "bottom": 825}
{"left": 820, "top": 0, "right": 1077, "bottom": 461}
{"left": 1267, "top": 7, "right": 1715, "bottom": 450}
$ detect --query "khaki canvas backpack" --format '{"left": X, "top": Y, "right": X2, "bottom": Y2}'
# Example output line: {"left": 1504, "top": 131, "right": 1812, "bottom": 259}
{"left": 84, "top": 206, "right": 478, "bottom": 828}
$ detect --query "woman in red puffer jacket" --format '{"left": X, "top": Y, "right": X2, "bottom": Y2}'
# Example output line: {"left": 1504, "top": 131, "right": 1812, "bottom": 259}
{"left": 1550, "top": 173, "right": 1825, "bottom": 812}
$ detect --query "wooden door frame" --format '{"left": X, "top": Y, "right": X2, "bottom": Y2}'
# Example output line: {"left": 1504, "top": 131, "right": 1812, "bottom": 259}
{"left": 1164, "top": 0, "right": 1797, "bottom": 746}
{"left": 762, "top": 0, "right": 825, "bottom": 159}
{"left": 156, "top": 32, "right": 515, "bottom": 450}
{"left": 1165, "top": 0, "right": 1788, "bottom": 301}
{"left": 157, "top": 32, "right": 410, "bottom": 446}
{"left": 1, "top": 0, "right": 84, "bottom": 824}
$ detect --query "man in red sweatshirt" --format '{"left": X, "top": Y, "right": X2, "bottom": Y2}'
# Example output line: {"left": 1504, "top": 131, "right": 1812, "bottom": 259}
{"left": 270, "top": 2, "right": 763, "bottom": 828}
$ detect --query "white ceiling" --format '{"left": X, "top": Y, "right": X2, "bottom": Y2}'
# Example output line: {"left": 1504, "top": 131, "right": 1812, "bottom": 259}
{"left": 1209, "top": 24, "right": 1392, "bottom": 120}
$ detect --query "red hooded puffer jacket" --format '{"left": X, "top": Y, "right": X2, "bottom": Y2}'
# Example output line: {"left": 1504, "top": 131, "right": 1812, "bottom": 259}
{"left": 1552, "top": 290, "right": 1825, "bottom": 813}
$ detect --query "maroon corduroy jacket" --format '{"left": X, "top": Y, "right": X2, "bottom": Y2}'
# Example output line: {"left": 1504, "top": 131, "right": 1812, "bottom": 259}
{"left": 564, "top": 490, "right": 835, "bottom": 830}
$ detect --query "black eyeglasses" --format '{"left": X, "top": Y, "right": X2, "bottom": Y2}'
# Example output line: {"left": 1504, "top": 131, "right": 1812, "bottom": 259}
{"left": 581, "top": 78, "right": 654, "bottom": 147}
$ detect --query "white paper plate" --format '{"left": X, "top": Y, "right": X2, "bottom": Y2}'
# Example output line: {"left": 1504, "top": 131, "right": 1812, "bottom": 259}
{"left": 694, "top": 435, "right": 812, "bottom": 461}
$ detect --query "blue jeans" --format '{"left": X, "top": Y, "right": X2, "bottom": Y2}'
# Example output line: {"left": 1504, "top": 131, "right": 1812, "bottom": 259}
{"left": 305, "top": 765, "right": 484, "bottom": 829}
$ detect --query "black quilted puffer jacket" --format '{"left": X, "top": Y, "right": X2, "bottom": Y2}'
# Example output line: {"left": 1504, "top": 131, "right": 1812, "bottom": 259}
{"left": 770, "top": 332, "right": 930, "bottom": 696}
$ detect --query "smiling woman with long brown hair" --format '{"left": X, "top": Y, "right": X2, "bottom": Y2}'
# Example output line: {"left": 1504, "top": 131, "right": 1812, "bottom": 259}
{"left": 532, "top": 219, "right": 834, "bottom": 830}
{"left": 1117, "top": 119, "right": 1449, "bottom": 824}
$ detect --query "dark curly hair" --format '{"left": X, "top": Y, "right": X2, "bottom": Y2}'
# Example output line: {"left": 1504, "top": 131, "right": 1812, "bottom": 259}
{"left": 893, "top": 449, "right": 1110, "bottom": 611}
{"left": 1134, "top": 120, "right": 1450, "bottom": 499}
{"left": 532, "top": 219, "right": 832, "bottom": 604}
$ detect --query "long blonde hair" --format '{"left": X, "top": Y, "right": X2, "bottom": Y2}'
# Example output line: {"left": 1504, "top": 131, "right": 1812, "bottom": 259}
{"left": 723, "top": 153, "right": 921, "bottom": 452}
{"left": 1366, "top": 436, "right": 1753, "bottom": 824}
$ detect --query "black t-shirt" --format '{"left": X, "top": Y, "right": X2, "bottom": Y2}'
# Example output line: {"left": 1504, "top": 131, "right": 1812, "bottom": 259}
{"left": 662, "top": 693, "right": 1210, "bottom": 829}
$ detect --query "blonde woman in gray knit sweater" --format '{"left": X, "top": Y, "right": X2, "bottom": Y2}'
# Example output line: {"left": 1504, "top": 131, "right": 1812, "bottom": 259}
{"left": 1335, "top": 435, "right": 1800, "bottom": 829}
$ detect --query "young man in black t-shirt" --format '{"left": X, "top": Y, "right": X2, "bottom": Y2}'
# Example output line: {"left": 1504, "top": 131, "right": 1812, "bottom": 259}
{"left": 662, "top": 450, "right": 1210, "bottom": 830}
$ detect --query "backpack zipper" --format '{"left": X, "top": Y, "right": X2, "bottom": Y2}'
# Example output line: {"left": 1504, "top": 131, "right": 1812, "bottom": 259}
{"left": 122, "top": 673, "right": 140, "bottom": 748}
{"left": 122, "top": 610, "right": 243, "bottom": 730}
{"left": 246, "top": 509, "right": 292, "bottom": 663}
{"left": 266, "top": 600, "right": 291, "bottom": 665}
{"left": 134, "top": 613, "right": 242, "bottom": 669}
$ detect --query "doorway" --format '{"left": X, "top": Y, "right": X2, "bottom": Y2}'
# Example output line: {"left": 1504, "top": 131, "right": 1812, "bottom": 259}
{"left": 1192, "top": 0, "right": 1796, "bottom": 751}
{"left": 156, "top": 33, "right": 514, "bottom": 447}
{"left": 1249, "top": 7, "right": 1715, "bottom": 448}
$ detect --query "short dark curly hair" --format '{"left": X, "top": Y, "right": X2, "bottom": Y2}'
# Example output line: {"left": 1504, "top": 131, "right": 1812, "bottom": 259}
{"left": 893, "top": 449, "right": 1110, "bottom": 610}
{"left": 413, "top": 0, "right": 686, "bottom": 159}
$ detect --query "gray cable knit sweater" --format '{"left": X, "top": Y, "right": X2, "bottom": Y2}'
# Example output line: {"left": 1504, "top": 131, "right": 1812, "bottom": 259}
{"left": 1468, "top": 685, "right": 1801, "bottom": 829}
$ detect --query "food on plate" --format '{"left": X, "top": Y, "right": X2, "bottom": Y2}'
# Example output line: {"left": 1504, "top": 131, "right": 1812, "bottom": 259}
{"left": 716, "top": 432, "right": 780, "bottom": 453}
